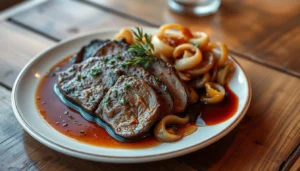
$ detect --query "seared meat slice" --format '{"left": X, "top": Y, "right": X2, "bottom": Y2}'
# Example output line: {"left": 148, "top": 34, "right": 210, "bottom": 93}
{"left": 59, "top": 54, "right": 173, "bottom": 116}
{"left": 109, "top": 52, "right": 174, "bottom": 116}
{"left": 71, "top": 39, "right": 109, "bottom": 63}
{"left": 147, "top": 59, "right": 189, "bottom": 113}
{"left": 95, "top": 76, "right": 160, "bottom": 139}
{"left": 58, "top": 57, "right": 121, "bottom": 113}
{"left": 71, "top": 39, "right": 130, "bottom": 64}
{"left": 92, "top": 39, "right": 130, "bottom": 57}
{"left": 116, "top": 51, "right": 186, "bottom": 113}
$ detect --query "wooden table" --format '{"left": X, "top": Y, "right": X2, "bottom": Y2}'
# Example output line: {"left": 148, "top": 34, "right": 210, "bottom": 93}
{"left": 0, "top": 0, "right": 299, "bottom": 170}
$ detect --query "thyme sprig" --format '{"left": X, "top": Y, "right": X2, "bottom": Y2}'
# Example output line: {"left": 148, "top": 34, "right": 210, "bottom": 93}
{"left": 122, "top": 27, "right": 156, "bottom": 68}
{"left": 122, "top": 56, "right": 152, "bottom": 68}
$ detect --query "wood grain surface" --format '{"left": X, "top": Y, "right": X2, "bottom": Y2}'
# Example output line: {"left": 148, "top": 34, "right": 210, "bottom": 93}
{"left": 0, "top": 21, "right": 54, "bottom": 87}
{"left": 0, "top": 0, "right": 299, "bottom": 170}
{"left": 10, "top": 0, "right": 141, "bottom": 41}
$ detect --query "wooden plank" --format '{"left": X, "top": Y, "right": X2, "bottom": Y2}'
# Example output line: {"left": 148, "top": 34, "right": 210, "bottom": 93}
{"left": 0, "top": 21, "right": 55, "bottom": 87}
{"left": 0, "top": 86, "right": 196, "bottom": 171}
{"left": 84, "top": 0, "right": 300, "bottom": 77}
{"left": 0, "top": 0, "right": 47, "bottom": 21}
{"left": 290, "top": 157, "right": 300, "bottom": 171}
{"left": 10, "top": 0, "right": 141, "bottom": 41}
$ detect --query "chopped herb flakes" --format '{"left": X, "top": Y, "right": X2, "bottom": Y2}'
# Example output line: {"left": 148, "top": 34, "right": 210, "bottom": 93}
{"left": 124, "top": 83, "right": 131, "bottom": 88}
{"left": 102, "top": 57, "right": 109, "bottom": 63}
{"left": 80, "top": 130, "right": 85, "bottom": 134}
{"left": 122, "top": 56, "right": 153, "bottom": 68}
{"left": 120, "top": 98, "right": 129, "bottom": 105}
{"left": 155, "top": 76, "right": 161, "bottom": 82}
{"left": 116, "top": 54, "right": 121, "bottom": 59}
{"left": 104, "top": 97, "right": 110, "bottom": 104}
{"left": 113, "top": 90, "right": 118, "bottom": 98}
{"left": 109, "top": 60, "right": 115, "bottom": 65}
{"left": 90, "top": 68, "right": 101, "bottom": 76}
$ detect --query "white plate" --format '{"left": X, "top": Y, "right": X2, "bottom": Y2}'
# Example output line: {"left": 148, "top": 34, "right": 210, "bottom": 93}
{"left": 12, "top": 27, "right": 251, "bottom": 163}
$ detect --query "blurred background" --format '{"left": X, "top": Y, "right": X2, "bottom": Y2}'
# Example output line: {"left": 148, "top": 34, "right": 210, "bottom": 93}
{"left": 0, "top": 0, "right": 24, "bottom": 11}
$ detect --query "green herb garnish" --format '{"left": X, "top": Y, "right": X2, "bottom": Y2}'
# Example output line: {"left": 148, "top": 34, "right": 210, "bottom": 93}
{"left": 102, "top": 56, "right": 109, "bottom": 63}
{"left": 90, "top": 68, "right": 101, "bottom": 76}
{"left": 80, "top": 130, "right": 85, "bottom": 134}
{"left": 122, "top": 27, "right": 156, "bottom": 68}
{"left": 104, "top": 97, "right": 110, "bottom": 104}
{"left": 124, "top": 83, "right": 131, "bottom": 88}
{"left": 122, "top": 56, "right": 152, "bottom": 68}
{"left": 109, "top": 60, "right": 115, "bottom": 65}
{"left": 116, "top": 53, "right": 121, "bottom": 60}
{"left": 155, "top": 76, "right": 161, "bottom": 82}
{"left": 120, "top": 98, "right": 129, "bottom": 105}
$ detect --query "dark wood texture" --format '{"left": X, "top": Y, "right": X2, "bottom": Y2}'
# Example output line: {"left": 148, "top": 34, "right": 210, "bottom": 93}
{"left": 10, "top": 0, "right": 141, "bottom": 41}
{"left": 0, "top": 21, "right": 54, "bottom": 87}
{"left": 84, "top": 0, "right": 300, "bottom": 77}
{"left": 0, "top": 0, "right": 299, "bottom": 170}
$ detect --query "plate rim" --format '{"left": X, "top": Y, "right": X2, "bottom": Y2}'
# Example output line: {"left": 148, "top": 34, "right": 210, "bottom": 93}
{"left": 11, "top": 27, "right": 252, "bottom": 162}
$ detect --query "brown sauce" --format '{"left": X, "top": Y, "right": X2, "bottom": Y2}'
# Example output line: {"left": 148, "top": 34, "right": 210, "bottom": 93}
{"left": 35, "top": 55, "right": 238, "bottom": 149}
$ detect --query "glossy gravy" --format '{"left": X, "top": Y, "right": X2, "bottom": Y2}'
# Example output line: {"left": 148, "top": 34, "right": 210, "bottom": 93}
{"left": 35, "top": 56, "right": 238, "bottom": 149}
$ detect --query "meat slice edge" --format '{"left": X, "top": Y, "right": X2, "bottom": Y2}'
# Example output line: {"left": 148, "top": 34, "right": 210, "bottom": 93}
{"left": 147, "top": 59, "right": 189, "bottom": 113}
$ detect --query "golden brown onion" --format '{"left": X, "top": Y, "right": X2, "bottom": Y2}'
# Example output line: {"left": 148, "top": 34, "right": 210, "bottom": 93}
{"left": 204, "top": 42, "right": 228, "bottom": 67}
{"left": 217, "top": 62, "right": 233, "bottom": 85}
{"left": 154, "top": 115, "right": 189, "bottom": 142}
{"left": 173, "top": 43, "right": 202, "bottom": 71}
{"left": 185, "top": 52, "right": 215, "bottom": 76}
{"left": 200, "top": 82, "right": 225, "bottom": 104}
{"left": 157, "top": 23, "right": 192, "bottom": 41}
{"left": 211, "top": 66, "right": 218, "bottom": 82}
{"left": 183, "top": 125, "right": 198, "bottom": 136}
{"left": 114, "top": 29, "right": 134, "bottom": 44}
{"left": 152, "top": 35, "right": 174, "bottom": 58}
{"left": 189, "top": 32, "right": 209, "bottom": 48}
{"left": 191, "top": 73, "right": 211, "bottom": 89}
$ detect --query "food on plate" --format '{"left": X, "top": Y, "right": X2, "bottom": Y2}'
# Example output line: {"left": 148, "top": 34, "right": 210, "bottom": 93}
{"left": 36, "top": 24, "right": 238, "bottom": 146}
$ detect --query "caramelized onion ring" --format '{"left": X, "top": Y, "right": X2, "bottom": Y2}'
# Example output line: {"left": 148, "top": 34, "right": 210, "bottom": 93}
{"left": 114, "top": 29, "right": 134, "bottom": 44}
{"left": 217, "top": 62, "right": 233, "bottom": 85}
{"left": 200, "top": 82, "right": 225, "bottom": 104}
{"left": 154, "top": 115, "right": 189, "bottom": 142}
{"left": 189, "top": 32, "right": 209, "bottom": 48}
{"left": 157, "top": 24, "right": 192, "bottom": 41}
{"left": 183, "top": 125, "right": 198, "bottom": 136}
{"left": 152, "top": 35, "right": 174, "bottom": 58}
{"left": 211, "top": 65, "right": 218, "bottom": 82}
{"left": 191, "top": 73, "right": 211, "bottom": 89}
{"left": 185, "top": 52, "right": 215, "bottom": 76}
{"left": 204, "top": 42, "right": 228, "bottom": 66}
{"left": 173, "top": 43, "right": 202, "bottom": 71}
